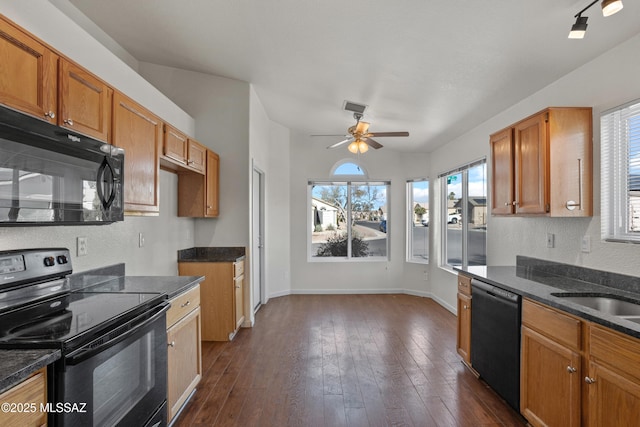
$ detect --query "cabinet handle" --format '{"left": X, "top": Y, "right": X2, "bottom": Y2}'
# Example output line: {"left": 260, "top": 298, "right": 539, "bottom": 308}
{"left": 566, "top": 366, "right": 577, "bottom": 373}
{"left": 504, "top": 202, "right": 510, "bottom": 206}
{"left": 44, "top": 111, "right": 56, "bottom": 119}
{"left": 180, "top": 300, "right": 191, "bottom": 308}
{"left": 463, "top": 305, "right": 468, "bottom": 310}
{"left": 64, "top": 118, "right": 74, "bottom": 126}
{"left": 168, "top": 341, "right": 175, "bottom": 347}
{"left": 585, "top": 376, "right": 596, "bottom": 384}
{"left": 566, "top": 158, "right": 583, "bottom": 211}
{"left": 207, "top": 205, "right": 213, "bottom": 209}
{"left": 512, "top": 201, "right": 519, "bottom": 206}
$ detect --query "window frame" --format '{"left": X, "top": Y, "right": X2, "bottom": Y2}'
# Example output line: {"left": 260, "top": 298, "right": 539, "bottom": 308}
{"left": 439, "top": 158, "right": 487, "bottom": 270}
{"left": 601, "top": 98, "right": 640, "bottom": 243}
{"left": 308, "top": 179, "right": 391, "bottom": 262}
{"left": 406, "top": 179, "right": 429, "bottom": 264}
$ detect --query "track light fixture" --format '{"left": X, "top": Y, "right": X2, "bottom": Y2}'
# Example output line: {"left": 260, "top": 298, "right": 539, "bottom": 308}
{"left": 568, "top": 0, "right": 623, "bottom": 39}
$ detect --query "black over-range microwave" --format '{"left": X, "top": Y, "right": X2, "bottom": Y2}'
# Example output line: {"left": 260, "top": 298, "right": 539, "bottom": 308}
{"left": 0, "top": 106, "right": 124, "bottom": 225}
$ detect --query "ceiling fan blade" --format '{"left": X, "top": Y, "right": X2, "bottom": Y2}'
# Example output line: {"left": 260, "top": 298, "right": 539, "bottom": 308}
{"left": 327, "top": 138, "right": 353, "bottom": 149}
{"left": 355, "top": 121, "right": 370, "bottom": 134}
{"left": 367, "top": 131, "right": 409, "bottom": 137}
{"left": 311, "top": 134, "right": 350, "bottom": 137}
{"left": 364, "top": 138, "right": 383, "bottom": 149}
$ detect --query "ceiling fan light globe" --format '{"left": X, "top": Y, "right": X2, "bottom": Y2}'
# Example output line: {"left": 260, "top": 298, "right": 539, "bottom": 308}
{"left": 348, "top": 141, "right": 359, "bottom": 154}
{"left": 602, "top": 0, "right": 623, "bottom": 16}
{"left": 358, "top": 141, "right": 369, "bottom": 153}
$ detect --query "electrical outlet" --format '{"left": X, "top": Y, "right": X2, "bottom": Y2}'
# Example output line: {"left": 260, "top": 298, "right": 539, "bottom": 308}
{"left": 423, "top": 270, "right": 429, "bottom": 281}
{"left": 77, "top": 237, "right": 88, "bottom": 256}
{"left": 546, "top": 233, "right": 555, "bottom": 248}
{"left": 581, "top": 235, "right": 591, "bottom": 253}
{"left": 138, "top": 232, "right": 145, "bottom": 248}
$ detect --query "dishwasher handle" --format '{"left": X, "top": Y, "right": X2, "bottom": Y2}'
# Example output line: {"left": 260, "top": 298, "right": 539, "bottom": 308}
{"left": 471, "top": 279, "right": 520, "bottom": 303}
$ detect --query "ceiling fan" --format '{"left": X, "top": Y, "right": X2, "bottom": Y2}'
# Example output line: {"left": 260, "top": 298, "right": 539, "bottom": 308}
{"left": 316, "top": 113, "right": 409, "bottom": 154}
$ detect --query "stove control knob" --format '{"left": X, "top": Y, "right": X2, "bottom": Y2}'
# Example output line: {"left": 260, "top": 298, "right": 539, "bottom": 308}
{"left": 44, "top": 256, "right": 56, "bottom": 267}
{"left": 57, "top": 255, "right": 68, "bottom": 264}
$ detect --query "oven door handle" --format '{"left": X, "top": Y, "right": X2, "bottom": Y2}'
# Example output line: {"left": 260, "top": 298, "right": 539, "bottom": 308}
{"left": 65, "top": 302, "right": 169, "bottom": 366}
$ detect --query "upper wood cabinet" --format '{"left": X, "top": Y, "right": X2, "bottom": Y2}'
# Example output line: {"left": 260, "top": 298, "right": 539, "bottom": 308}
{"left": 59, "top": 59, "right": 112, "bottom": 141}
{"left": 187, "top": 139, "right": 207, "bottom": 174}
{"left": 112, "top": 91, "right": 162, "bottom": 214}
{"left": 163, "top": 123, "right": 188, "bottom": 164}
{"left": 178, "top": 149, "right": 219, "bottom": 218}
{"left": 490, "top": 107, "right": 592, "bottom": 217}
{"left": 0, "top": 16, "right": 57, "bottom": 122}
{"left": 161, "top": 125, "right": 207, "bottom": 175}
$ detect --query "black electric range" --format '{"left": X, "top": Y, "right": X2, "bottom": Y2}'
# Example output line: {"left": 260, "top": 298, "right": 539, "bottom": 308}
{"left": 0, "top": 248, "right": 169, "bottom": 427}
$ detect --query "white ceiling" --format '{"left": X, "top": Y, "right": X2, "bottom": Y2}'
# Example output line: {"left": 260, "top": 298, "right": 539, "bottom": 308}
{"left": 63, "top": 0, "right": 640, "bottom": 152}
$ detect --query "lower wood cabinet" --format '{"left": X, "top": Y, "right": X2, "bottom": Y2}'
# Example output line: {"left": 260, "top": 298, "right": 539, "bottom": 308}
{"left": 456, "top": 273, "right": 472, "bottom": 365}
{"left": 166, "top": 285, "right": 202, "bottom": 423}
{"left": 178, "top": 259, "right": 244, "bottom": 341}
{"left": 0, "top": 367, "right": 47, "bottom": 427}
{"left": 521, "top": 299, "right": 582, "bottom": 427}
{"left": 521, "top": 298, "right": 640, "bottom": 426}
{"left": 586, "top": 324, "right": 640, "bottom": 426}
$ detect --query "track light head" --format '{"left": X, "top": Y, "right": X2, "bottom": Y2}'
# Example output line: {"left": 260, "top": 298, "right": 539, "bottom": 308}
{"left": 568, "top": 16, "right": 589, "bottom": 39}
{"left": 602, "top": 0, "right": 623, "bottom": 17}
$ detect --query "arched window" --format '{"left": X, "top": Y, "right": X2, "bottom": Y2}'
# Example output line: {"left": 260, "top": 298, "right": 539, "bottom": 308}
{"left": 308, "top": 160, "right": 388, "bottom": 261}
{"left": 331, "top": 160, "right": 367, "bottom": 176}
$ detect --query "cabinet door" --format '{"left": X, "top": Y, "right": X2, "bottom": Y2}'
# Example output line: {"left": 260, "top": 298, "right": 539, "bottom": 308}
{"left": 490, "top": 128, "right": 514, "bottom": 215}
{"left": 0, "top": 17, "right": 57, "bottom": 122}
{"left": 163, "top": 124, "right": 187, "bottom": 165}
{"left": 187, "top": 139, "right": 206, "bottom": 174}
{"left": 205, "top": 150, "right": 220, "bottom": 217}
{"left": 234, "top": 275, "right": 244, "bottom": 330}
{"left": 167, "top": 307, "right": 202, "bottom": 422}
{"left": 0, "top": 368, "right": 47, "bottom": 427}
{"left": 514, "top": 113, "right": 548, "bottom": 214}
{"left": 456, "top": 293, "right": 471, "bottom": 363}
{"left": 113, "top": 91, "right": 162, "bottom": 213}
{"left": 586, "top": 361, "right": 640, "bottom": 427}
{"left": 521, "top": 326, "right": 581, "bottom": 427}
{"left": 59, "top": 59, "right": 112, "bottom": 141}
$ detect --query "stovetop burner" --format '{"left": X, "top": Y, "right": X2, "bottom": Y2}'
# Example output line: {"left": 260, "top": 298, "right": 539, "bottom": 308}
{"left": 0, "top": 248, "right": 166, "bottom": 353}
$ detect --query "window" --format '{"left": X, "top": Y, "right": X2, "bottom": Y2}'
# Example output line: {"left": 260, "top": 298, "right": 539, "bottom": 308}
{"left": 309, "top": 178, "right": 389, "bottom": 261}
{"left": 407, "top": 179, "right": 429, "bottom": 263}
{"left": 602, "top": 99, "right": 640, "bottom": 242}
{"left": 440, "top": 159, "right": 487, "bottom": 268}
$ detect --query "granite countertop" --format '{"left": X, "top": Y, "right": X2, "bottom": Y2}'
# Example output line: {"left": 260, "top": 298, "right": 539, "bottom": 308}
{"left": 456, "top": 257, "right": 640, "bottom": 339}
{"left": 79, "top": 275, "right": 204, "bottom": 299}
{"left": 0, "top": 349, "right": 60, "bottom": 394}
{"left": 178, "top": 247, "right": 246, "bottom": 263}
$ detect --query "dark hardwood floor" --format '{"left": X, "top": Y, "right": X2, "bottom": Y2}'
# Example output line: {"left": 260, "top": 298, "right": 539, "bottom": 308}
{"left": 173, "top": 294, "right": 527, "bottom": 426}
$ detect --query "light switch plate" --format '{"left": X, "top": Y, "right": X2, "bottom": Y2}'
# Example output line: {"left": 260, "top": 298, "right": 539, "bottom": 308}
{"left": 581, "top": 235, "right": 591, "bottom": 253}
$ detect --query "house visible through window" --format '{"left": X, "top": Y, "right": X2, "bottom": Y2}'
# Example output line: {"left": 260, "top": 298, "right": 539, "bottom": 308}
{"left": 602, "top": 99, "right": 640, "bottom": 242}
{"left": 440, "top": 159, "right": 487, "bottom": 268}
{"left": 407, "top": 179, "right": 429, "bottom": 263}
{"left": 309, "top": 162, "right": 389, "bottom": 261}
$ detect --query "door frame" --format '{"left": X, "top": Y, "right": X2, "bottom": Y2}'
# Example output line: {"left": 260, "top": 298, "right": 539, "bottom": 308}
{"left": 251, "top": 163, "right": 266, "bottom": 316}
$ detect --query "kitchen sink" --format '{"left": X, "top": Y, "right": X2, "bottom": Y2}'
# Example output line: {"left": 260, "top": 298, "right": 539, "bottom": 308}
{"left": 550, "top": 293, "right": 640, "bottom": 316}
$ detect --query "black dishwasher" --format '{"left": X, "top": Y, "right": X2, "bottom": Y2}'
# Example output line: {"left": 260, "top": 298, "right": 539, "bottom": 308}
{"left": 470, "top": 279, "right": 521, "bottom": 411}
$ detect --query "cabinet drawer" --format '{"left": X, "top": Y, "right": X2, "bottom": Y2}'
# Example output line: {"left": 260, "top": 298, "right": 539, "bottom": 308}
{"left": 233, "top": 260, "right": 244, "bottom": 278}
{"left": 167, "top": 284, "right": 200, "bottom": 328}
{"left": 590, "top": 324, "right": 640, "bottom": 381}
{"left": 522, "top": 299, "right": 582, "bottom": 350}
{"left": 457, "top": 274, "right": 472, "bottom": 296}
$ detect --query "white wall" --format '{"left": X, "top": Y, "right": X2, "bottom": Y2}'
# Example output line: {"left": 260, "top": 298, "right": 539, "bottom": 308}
{"left": 249, "top": 87, "right": 292, "bottom": 303}
{"left": 138, "top": 63, "right": 251, "bottom": 247}
{"left": 0, "top": 1, "right": 197, "bottom": 276}
{"left": 428, "top": 32, "right": 640, "bottom": 312}
{"left": 289, "top": 136, "right": 431, "bottom": 294}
